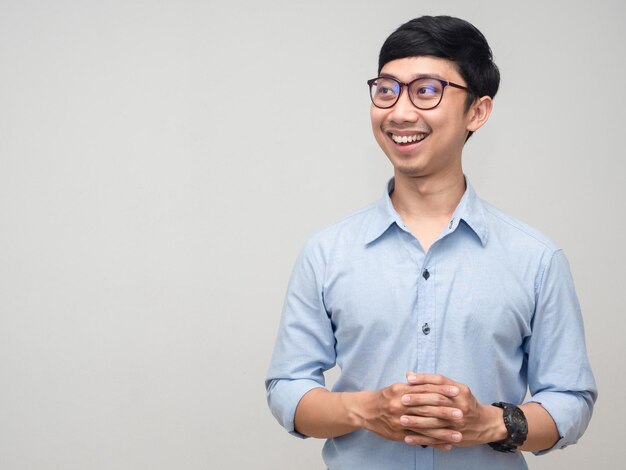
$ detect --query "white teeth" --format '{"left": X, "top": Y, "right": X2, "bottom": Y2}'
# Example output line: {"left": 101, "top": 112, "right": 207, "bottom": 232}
{"left": 391, "top": 133, "right": 426, "bottom": 144}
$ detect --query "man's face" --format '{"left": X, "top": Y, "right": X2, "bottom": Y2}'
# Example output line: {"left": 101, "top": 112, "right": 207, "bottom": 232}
{"left": 370, "top": 56, "right": 477, "bottom": 179}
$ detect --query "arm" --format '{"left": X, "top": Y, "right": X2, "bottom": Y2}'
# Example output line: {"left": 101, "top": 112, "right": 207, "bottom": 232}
{"left": 294, "top": 374, "right": 557, "bottom": 451}
{"left": 401, "top": 373, "right": 558, "bottom": 452}
{"left": 293, "top": 388, "right": 367, "bottom": 438}
{"left": 523, "top": 250, "right": 597, "bottom": 453}
{"left": 518, "top": 402, "right": 559, "bottom": 451}
{"left": 294, "top": 383, "right": 462, "bottom": 449}
{"left": 265, "top": 239, "right": 337, "bottom": 437}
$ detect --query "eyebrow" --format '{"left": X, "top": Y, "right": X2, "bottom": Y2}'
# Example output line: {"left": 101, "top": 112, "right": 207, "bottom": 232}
{"left": 379, "top": 72, "right": 447, "bottom": 81}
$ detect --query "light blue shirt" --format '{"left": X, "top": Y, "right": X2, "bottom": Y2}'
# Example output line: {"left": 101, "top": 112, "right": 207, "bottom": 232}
{"left": 266, "top": 179, "right": 597, "bottom": 470}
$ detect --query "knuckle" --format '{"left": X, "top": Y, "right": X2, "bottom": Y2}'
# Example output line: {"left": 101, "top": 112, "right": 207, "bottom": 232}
{"left": 390, "top": 401, "right": 404, "bottom": 414}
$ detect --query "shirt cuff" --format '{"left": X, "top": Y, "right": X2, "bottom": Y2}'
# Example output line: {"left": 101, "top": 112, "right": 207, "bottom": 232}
{"left": 526, "top": 390, "right": 594, "bottom": 455}
{"left": 267, "top": 378, "right": 326, "bottom": 439}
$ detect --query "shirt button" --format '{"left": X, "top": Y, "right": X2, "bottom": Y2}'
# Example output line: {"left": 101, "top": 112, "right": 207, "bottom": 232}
{"left": 422, "top": 323, "right": 430, "bottom": 335}
{"left": 422, "top": 269, "right": 430, "bottom": 280}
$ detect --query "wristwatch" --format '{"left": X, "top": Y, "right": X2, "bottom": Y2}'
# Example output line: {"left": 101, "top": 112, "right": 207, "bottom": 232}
{"left": 488, "top": 402, "right": 528, "bottom": 452}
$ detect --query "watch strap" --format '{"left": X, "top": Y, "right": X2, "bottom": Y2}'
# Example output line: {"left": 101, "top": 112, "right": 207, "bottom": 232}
{"left": 488, "top": 402, "right": 528, "bottom": 453}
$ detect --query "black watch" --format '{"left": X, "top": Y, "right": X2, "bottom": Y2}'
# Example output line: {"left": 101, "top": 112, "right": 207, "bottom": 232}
{"left": 488, "top": 402, "right": 528, "bottom": 453}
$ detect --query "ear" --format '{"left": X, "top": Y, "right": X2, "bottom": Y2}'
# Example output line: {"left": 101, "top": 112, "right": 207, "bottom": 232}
{"left": 466, "top": 96, "right": 493, "bottom": 133}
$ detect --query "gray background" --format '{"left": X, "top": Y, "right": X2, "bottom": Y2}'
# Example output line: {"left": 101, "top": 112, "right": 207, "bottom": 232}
{"left": 0, "top": 0, "right": 623, "bottom": 469}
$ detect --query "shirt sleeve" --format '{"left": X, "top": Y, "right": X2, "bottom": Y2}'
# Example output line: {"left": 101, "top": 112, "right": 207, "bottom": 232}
{"left": 524, "top": 249, "right": 597, "bottom": 455}
{"left": 265, "top": 237, "right": 336, "bottom": 438}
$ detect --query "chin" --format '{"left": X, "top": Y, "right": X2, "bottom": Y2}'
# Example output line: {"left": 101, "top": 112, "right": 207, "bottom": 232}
{"left": 392, "top": 163, "right": 430, "bottom": 178}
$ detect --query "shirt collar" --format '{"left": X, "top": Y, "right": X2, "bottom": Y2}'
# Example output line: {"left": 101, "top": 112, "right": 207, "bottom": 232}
{"left": 449, "top": 178, "right": 489, "bottom": 246}
{"left": 364, "top": 176, "right": 489, "bottom": 246}
{"left": 363, "top": 179, "right": 401, "bottom": 245}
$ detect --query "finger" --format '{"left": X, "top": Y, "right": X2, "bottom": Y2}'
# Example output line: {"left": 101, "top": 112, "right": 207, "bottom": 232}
{"left": 402, "top": 431, "right": 451, "bottom": 447}
{"left": 401, "top": 392, "right": 454, "bottom": 407}
{"left": 406, "top": 427, "right": 463, "bottom": 445}
{"left": 404, "top": 405, "right": 463, "bottom": 421}
{"left": 400, "top": 414, "right": 449, "bottom": 429}
{"left": 406, "top": 374, "right": 460, "bottom": 397}
{"left": 406, "top": 372, "right": 455, "bottom": 385}
{"left": 405, "top": 383, "right": 461, "bottom": 398}
{"left": 403, "top": 429, "right": 462, "bottom": 446}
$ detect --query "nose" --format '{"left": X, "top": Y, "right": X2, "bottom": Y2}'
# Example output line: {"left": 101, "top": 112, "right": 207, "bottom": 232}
{"left": 388, "top": 88, "right": 419, "bottom": 123}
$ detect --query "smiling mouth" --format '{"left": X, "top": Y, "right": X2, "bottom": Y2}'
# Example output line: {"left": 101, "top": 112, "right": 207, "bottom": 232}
{"left": 389, "top": 133, "right": 427, "bottom": 145}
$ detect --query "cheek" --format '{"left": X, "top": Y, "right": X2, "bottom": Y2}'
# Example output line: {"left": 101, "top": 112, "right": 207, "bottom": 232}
{"left": 370, "top": 103, "right": 389, "bottom": 123}
{"left": 370, "top": 108, "right": 380, "bottom": 128}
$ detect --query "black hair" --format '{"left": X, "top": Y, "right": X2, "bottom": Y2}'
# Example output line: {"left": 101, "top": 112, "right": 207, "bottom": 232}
{"left": 379, "top": 16, "right": 500, "bottom": 138}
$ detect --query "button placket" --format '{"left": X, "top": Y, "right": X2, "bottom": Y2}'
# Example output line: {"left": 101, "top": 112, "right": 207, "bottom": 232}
{"left": 420, "top": 270, "right": 431, "bottom": 336}
{"left": 415, "top": 256, "right": 435, "bottom": 375}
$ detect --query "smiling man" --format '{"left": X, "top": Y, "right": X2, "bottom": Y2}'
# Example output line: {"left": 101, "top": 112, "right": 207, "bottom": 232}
{"left": 266, "top": 16, "right": 596, "bottom": 469}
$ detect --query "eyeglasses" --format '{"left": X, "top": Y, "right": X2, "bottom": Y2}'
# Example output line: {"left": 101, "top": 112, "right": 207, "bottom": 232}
{"left": 367, "top": 76, "right": 469, "bottom": 110}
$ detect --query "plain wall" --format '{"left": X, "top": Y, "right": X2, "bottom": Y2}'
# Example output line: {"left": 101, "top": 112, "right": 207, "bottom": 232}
{"left": 0, "top": 0, "right": 623, "bottom": 468}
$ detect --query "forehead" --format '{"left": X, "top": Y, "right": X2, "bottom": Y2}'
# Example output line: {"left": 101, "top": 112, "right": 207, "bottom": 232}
{"left": 379, "top": 56, "right": 463, "bottom": 82}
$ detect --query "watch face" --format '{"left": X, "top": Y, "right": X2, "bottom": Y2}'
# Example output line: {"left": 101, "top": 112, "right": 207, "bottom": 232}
{"left": 510, "top": 407, "right": 528, "bottom": 442}
{"left": 513, "top": 408, "right": 527, "bottom": 426}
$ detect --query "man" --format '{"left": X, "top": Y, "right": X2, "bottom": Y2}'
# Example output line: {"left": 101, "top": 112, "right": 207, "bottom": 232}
{"left": 265, "top": 15, "right": 596, "bottom": 469}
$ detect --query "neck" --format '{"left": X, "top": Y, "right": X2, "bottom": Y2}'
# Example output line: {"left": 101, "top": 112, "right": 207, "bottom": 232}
{"left": 390, "top": 169, "right": 466, "bottom": 221}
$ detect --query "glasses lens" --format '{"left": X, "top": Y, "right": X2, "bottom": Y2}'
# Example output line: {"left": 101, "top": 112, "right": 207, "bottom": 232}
{"left": 409, "top": 78, "right": 444, "bottom": 109}
{"left": 370, "top": 77, "right": 400, "bottom": 108}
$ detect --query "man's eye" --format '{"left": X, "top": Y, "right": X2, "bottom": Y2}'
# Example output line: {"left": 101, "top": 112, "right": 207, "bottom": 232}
{"left": 376, "top": 85, "right": 397, "bottom": 100}
{"left": 417, "top": 86, "right": 437, "bottom": 96}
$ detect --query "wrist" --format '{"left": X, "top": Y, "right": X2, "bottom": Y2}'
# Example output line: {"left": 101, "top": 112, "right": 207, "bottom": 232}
{"left": 481, "top": 403, "right": 508, "bottom": 444}
{"left": 341, "top": 391, "right": 373, "bottom": 431}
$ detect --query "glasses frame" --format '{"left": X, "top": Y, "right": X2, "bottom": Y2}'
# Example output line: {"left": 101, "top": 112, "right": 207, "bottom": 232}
{"left": 367, "top": 76, "right": 469, "bottom": 110}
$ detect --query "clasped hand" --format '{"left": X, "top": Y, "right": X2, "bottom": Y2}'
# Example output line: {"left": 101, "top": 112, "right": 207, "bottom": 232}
{"left": 363, "top": 373, "right": 496, "bottom": 451}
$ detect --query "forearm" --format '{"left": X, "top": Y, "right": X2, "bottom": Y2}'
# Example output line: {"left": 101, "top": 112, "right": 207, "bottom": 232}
{"left": 518, "top": 402, "right": 559, "bottom": 452}
{"left": 477, "top": 402, "right": 558, "bottom": 452}
{"left": 403, "top": 374, "right": 560, "bottom": 452}
{"left": 294, "top": 388, "right": 372, "bottom": 438}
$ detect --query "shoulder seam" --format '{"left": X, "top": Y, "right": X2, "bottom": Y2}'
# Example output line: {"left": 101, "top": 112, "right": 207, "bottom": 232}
{"left": 536, "top": 248, "right": 564, "bottom": 296}
{"left": 482, "top": 204, "right": 558, "bottom": 251}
